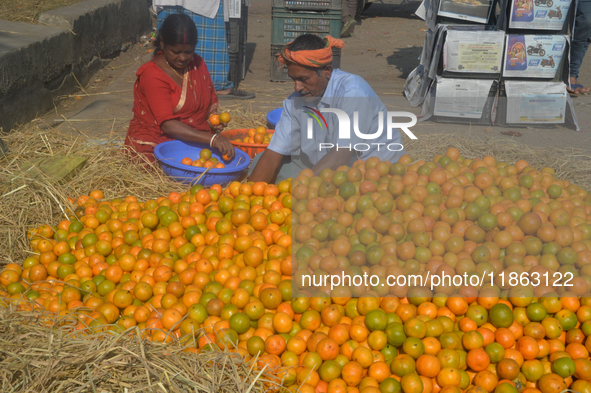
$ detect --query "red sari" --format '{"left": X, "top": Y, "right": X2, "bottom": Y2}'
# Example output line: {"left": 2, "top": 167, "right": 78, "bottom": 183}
{"left": 124, "top": 53, "right": 218, "bottom": 163}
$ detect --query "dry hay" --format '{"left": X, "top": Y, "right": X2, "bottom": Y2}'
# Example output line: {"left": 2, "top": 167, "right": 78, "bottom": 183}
{"left": 0, "top": 307, "right": 276, "bottom": 393}
{"left": 0, "top": 123, "right": 187, "bottom": 264}
{"left": 1, "top": 0, "right": 84, "bottom": 24}
{"left": 217, "top": 106, "right": 269, "bottom": 131}
{"left": 404, "top": 133, "right": 591, "bottom": 191}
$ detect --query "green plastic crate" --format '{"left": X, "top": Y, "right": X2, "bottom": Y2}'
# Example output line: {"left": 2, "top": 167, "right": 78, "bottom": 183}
{"left": 271, "top": 8, "right": 342, "bottom": 45}
{"left": 272, "top": 0, "right": 342, "bottom": 11}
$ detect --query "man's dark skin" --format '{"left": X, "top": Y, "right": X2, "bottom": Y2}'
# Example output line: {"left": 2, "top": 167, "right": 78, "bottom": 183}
{"left": 248, "top": 63, "right": 353, "bottom": 183}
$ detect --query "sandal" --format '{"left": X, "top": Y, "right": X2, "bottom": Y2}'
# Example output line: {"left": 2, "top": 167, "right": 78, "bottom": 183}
{"left": 340, "top": 17, "right": 357, "bottom": 38}
{"left": 568, "top": 83, "right": 590, "bottom": 97}
{"left": 568, "top": 83, "right": 584, "bottom": 97}
{"left": 218, "top": 88, "right": 256, "bottom": 100}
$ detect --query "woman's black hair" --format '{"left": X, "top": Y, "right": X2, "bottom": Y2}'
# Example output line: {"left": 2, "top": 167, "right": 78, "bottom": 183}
{"left": 153, "top": 13, "right": 198, "bottom": 56}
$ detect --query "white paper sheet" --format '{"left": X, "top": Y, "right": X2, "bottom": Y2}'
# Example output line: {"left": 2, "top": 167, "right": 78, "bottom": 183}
{"left": 228, "top": 0, "right": 241, "bottom": 18}
{"left": 434, "top": 78, "right": 494, "bottom": 118}
{"left": 416, "top": 0, "right": 427, "bottom": 20}
{"left": 505, "top": 81, "right": 566, "bottom": 123}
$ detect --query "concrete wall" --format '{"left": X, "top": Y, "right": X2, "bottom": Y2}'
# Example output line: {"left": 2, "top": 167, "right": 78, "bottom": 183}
{"left": 0, "top": 0, "right": 151, "bottom": 132}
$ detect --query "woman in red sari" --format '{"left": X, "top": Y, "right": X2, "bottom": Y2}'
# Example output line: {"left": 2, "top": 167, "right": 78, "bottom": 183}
{"left": 124, "top": 14, "right": 234, "bottom": 163}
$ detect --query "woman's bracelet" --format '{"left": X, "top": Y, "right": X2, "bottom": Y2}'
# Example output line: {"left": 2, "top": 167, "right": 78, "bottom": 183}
{"left": 210, "top": 134, "right": 218, "bottom": 148}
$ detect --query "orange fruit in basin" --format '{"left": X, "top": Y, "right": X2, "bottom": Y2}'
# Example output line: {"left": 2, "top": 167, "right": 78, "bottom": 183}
{"left": 200, "top": 149, "right": 212, "bottom": 160}
{"left": 248, "top": 128, "right": 256, "bottom": 137}
{"left": 181, "top": 157, "right": 193, "bottom": 166}
{"left": 256, "top": 127, "right": 267, "bottom": 134}
{"left": 219, "top": 112, "right": 231, "bottom": 124}
{"left": 209, "top": 115, "right": 220, "bottom": 126}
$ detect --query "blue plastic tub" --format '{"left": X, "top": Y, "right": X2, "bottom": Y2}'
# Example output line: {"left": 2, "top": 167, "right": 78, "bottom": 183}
{"left": 266, "top": 108, "right": 283, "bottom": 128}
{"left": 154, "top": 140, "right": 251, "bottom": 187}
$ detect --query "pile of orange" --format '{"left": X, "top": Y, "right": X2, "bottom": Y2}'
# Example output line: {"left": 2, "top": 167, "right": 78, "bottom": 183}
{"left": 240, "top": 127, "right": 273, "bottom": 145}
{"left": 2, "top": 147, "right": 591, "bottom": 393}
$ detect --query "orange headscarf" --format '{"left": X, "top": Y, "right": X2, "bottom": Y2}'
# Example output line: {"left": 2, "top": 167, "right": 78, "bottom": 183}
{"left": 277, "top": 35, "right": 345, "bottom": 68}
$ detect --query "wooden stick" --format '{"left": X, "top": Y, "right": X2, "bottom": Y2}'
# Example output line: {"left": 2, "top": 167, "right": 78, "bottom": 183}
{"left": 1, "top": 184, "right": 27, "bottom": 198}
{"left": 62, "top": 90, "right": 132, "bottom": 98}
{"left": 59, "top": 115, "right": 90, "bottom": 138}
{"left": 53, "top": 118, "right": 129, "bottom": 122}
{"left": 193, "top": 166, "right": 213, "bottom": 185}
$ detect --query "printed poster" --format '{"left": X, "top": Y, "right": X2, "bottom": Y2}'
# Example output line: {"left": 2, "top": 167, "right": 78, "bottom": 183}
{"left": 505, "top": 81, "right": 566, "bottom": 123}
{"left": 503, "top": 35, "right": 566, "bottom": 78}
{"left": 509, "top": 0, "right": 572, "bottom": 30}
{"left": 444, "top": 30, "right": 505, "bottom": 73}
{"left": 438, "top": 0, "right": 494, "bottom": 24}
{"left": 434, "top": 78, "right": 494, "bottom": 118}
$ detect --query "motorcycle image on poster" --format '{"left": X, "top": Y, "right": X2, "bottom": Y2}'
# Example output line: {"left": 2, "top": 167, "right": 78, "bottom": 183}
{"left": 509, "top": 0, "right": 572, "bottom": 29}
{"left": 503, "top": 35, "right": 566, "bottom": 78}
{"left": 541, "top": 55, "right": 555, "bottom": 67}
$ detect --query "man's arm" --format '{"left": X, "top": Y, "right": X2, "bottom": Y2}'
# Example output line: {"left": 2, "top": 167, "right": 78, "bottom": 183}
{"left": 311, "top": 146, "right": 353, "bottom": 175}
{"left": 249, "top": 149, "right": 285, "bottom": 183}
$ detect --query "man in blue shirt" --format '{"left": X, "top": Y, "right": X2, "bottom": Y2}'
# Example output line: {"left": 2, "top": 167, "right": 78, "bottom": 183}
{"left": 248, "top": 34, "right": 409, "bottom": 184}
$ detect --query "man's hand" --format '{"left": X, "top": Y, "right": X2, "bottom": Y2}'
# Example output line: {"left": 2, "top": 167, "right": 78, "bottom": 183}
{"left": 311, "top": 146, "right": 353, "bottom": 175}
{"left": 249, "top": 149, "right": 285, "bottom": 183}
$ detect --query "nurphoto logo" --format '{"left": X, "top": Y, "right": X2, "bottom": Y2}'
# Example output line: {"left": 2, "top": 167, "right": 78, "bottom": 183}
{"left": 303, "top": 106, "right": 328, "bottom": 130}
{"left": 305, "top": 108, "right": 419, "bottom": 153}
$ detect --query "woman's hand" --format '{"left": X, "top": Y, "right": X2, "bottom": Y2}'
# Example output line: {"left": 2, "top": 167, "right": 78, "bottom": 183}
{"left": 208, "top": 114, "right": 228, "bottom": 134}
{"left": 209, "top": 122, "right": 224, "bottom": 133}
{"left": 212, "top": 135, "right": 235, "bottom": 159}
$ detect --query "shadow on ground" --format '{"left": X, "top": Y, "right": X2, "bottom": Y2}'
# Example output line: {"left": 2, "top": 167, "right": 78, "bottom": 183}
{"left": 387, "top": 46, "right": 422, "bottom": 79}
{"left": 359, "top": 0, "right": 423, "bottom": 21}
{"left": 245, "top": 42, "right": 256, "bottom": 75}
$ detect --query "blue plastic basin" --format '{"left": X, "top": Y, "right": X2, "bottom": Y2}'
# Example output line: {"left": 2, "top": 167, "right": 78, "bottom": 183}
{"left": 266, "top": 108, "right": 283, "bottom": 128}
{"left": 154, "top": 140, "right": 251, "bottom": 187}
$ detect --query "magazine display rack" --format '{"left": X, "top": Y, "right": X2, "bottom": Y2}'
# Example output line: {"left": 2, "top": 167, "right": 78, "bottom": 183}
{"left": 405, "top": 0, "right": 580, "bottom": 129}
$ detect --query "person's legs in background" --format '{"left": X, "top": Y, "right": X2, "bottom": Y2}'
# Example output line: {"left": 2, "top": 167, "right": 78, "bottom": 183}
{"left": 341, "top": 0, "right": 358, "bottom": 38}
{"left": 569, "top": 0, "right": 591, "bottom": 94}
